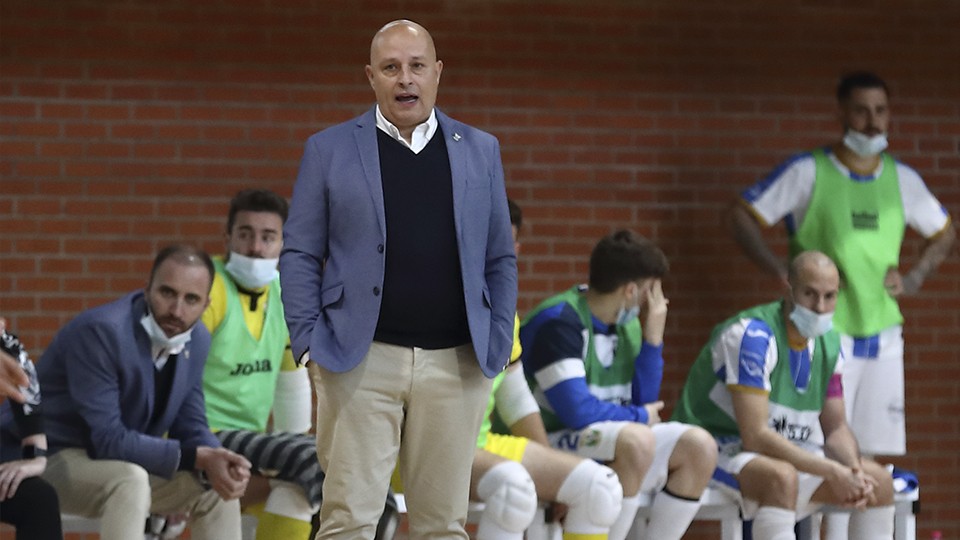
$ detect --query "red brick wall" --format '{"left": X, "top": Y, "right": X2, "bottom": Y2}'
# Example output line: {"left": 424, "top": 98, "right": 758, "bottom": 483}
{"left": 2, "top": 1, "right": 957, "bottom": 537}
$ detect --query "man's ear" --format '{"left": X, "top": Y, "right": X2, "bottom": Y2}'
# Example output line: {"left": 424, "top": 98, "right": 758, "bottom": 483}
{"left": 783, "top": 284, "right": 796, "bottom": 306}
{"left": 365, "top": 65, "right": 375, "bottom": 87}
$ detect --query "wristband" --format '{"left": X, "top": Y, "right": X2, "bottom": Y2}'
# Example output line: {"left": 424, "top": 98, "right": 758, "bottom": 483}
{"left": 195, "top": 469, "right": 212, "bottom": 490}
{"left": 22, "top": 444, "right": 47, "bottom": 459}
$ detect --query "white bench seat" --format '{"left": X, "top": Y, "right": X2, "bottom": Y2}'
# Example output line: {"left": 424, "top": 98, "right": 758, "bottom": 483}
{"left": 52, "top": 488, "right": 918, "bottom": 539}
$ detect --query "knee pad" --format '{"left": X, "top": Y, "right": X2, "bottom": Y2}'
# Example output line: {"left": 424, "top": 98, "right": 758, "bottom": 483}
{"left": 264, "top": 480, "right": 319, "bottom": 522}
{"left": 475, "top": 461, "right": 538, "bottom": 534}
{"left": 556, "top": 460, "right": 623, "bottom": 530}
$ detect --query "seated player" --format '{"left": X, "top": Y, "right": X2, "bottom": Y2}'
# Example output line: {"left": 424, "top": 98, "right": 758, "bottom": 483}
{"left": 673, "top": 251, "right": 895, "bottom": 540}
{"left": 521, "top": 230, "right": 717, "bottom": 540}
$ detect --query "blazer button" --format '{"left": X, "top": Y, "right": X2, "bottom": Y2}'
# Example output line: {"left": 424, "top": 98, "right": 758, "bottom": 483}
{"left": 373, "top": 286, "right": 380, "bottom": 296}
{"left": 377, "top": 244, "right": 384, "bottom": 253}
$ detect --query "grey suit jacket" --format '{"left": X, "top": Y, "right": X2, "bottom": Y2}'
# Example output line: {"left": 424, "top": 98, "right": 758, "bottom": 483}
{"left": 280, "top": 107, "right": 517, "bottom": 377}
{"left": 0, "top": 292, "right": 219, "bottom": 478}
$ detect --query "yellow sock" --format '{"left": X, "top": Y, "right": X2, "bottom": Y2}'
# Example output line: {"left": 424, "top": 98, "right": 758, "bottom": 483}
{"left": 254, "top": 511, "right": 313, "bottom": 540}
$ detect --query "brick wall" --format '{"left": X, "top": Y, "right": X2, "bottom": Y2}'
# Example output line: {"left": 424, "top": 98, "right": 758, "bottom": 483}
{"left": 2, "top": 0, "right": 957, "bottom": 537}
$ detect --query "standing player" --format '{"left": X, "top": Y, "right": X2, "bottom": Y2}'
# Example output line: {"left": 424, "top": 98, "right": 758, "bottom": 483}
{"left": 730, "top": 71, "right": 955, "bottom": 461}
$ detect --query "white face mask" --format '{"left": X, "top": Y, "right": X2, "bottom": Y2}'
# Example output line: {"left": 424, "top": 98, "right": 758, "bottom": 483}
{"left": 224, "top": 251, "right": 279, "bottom": 289}
{"left": 789, "top": 303, "right": 834, "bottom": 339}
{"left": 140, "top": 310, "right": 193, "bottom": 354}
{"left": 842, "top": 129, "right": 888, "bottom": 158}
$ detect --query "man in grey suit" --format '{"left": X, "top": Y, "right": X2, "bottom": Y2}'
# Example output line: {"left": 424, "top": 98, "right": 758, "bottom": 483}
{"left": 1, "top": 245, "right": 252, "bottom": 540}
{"left": 280, "top": 19, "right": 517, "bottom": 540}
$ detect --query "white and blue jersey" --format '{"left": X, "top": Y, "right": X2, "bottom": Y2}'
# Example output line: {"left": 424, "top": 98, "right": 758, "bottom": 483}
{"left": 741, "top": 147, "right": 949, "bottom": 238}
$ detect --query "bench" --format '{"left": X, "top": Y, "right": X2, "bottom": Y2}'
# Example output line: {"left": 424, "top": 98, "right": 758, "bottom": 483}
{"left": 55, "top": 488, "right": 917, "bottom": 539}
{"left": 460, "top": 487, "right": 919, "bottom": 540}
{"left": 635, "top": 488, "right": 918, "bottom": 540}
{"left": 60, "top": 513, "right": 260, "bottom": 539}
{"left": 408, "top": 487, "right": 742, "bottom": 540}
{"left": 797, "top": 489, "right": 920, "bottom": 540}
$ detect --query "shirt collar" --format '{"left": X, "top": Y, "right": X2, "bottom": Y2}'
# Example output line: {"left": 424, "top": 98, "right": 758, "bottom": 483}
{"left": 825, "top": 146, "right": 884, "bottom": 181}
{"left": 151, "top": 342, "right": 186, "bottom": 370}
{"left": 375, "top": 106, "right": 438, "bottom": 154}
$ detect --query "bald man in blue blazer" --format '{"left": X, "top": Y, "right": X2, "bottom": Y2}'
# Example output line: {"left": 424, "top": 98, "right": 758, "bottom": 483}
{"left": 280, "top": 19, "right": 517, "bottom": 540}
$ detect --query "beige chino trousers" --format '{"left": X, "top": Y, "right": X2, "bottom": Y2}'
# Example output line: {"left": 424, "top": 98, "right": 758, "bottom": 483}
{"left": 42, "top": 448, "right": 241, "bottom": 540}
{"left": 310, "top": 342, "right": 493, "bottom": 540}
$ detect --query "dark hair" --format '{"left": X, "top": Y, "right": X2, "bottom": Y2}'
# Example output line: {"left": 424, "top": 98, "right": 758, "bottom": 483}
{"left": 508, "top": 199, "right": 522, "bottom": 229}
{"left": 149, "top": 245, "right": 215, "bottom": 291}
{"left": 836, "top": 71, "right": 888, "bottom": 103}
{"left": 227, "top": 189, "right": 289, "bottom": 234}
{"left": 588, "top": 230, "right": 668, "bottom": 293}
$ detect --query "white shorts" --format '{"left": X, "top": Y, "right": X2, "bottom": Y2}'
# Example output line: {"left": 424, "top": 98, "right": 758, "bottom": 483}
{"left": 548, "top": 421, "right": 691, "bottom": 493}
{"left": 841, "top": 325, "right": 906, "bottom": 456}
{"left": 713, "top": 450, "right": 823, "bottom": 520}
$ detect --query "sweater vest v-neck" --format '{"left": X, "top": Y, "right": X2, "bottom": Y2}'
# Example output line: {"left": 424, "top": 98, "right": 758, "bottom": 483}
{"left": 373, "top": 127, "right": 470, "bottom": 349}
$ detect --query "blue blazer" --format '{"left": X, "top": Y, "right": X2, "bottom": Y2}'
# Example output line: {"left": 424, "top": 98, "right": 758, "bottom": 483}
{"left": 1, "top": 292, "right": 220, "bottom": 478}
{"left": 280, "top": 107, "right": 517, "bottom": 378}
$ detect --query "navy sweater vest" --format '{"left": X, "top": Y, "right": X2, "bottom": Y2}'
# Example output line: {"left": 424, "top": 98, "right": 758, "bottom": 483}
{"left": 373, "top": 127, "right": 471, "bottom": 349}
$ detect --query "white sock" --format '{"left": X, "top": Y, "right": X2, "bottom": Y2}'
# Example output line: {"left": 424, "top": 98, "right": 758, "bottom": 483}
{"left": 752, "top": 506, "right": 796, "bottom": 540}
{"left": 849, "top": 505, "right": 894, "bottom": 540}
{"left": 641, "top": 490, "right": 701, "bottom": 540}
{"left": 822, "top": 512, "right": 849, "bottom": 540}
{"left": 607, "top": 492, "right": 642, "bottom": 540}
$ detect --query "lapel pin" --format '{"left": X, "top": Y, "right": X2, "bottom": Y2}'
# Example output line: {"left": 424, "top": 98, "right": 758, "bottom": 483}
{"left": 453, "top": 133, "right": 462, "bottom": 142}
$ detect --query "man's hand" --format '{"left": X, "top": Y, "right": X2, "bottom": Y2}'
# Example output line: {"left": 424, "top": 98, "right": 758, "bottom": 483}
{"left": 644, "top": 401, "right": 664, "bottom": 425}
{"left": 883, "top": 266, "right": 925, "bottom": 298}
{"left": 640, "top": 279, "right": 668, "bottom": 346}
{"left": 196, "top": 447, "right": 252, "bottom": 500}
{"left": 0, "top": 318, "right": 29, "bottom": 403}
{"left": 0, "top": 458, "right": 47, "bottom": 501}
{"left": 883, "top": 268, "right": 906, "bottom": 297}
{"left": 0, "top": 353, "right": 27, "bottom": 404}
{"left": 850, "top": 464, "right": 879, "bottom": 508}
{"left": 826, "top": 461, "right": 874, "bottom": 508}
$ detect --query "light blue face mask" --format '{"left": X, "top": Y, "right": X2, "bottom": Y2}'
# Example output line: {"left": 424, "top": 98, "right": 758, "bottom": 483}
{"left": 615, "top": 305, "right": 639, "bottom": 327}
{"left": 615, "top": 288, "right": 641, "bottom": 327}
{"left": 788, "top": 303, "right": 834, "bottom": 339}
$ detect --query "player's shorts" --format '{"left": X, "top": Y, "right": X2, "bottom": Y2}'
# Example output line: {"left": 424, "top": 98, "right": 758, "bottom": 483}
{"left": 482, "top": 432, "right": 530, "bottom": 463}
{"left": 840, "top": 325, "right": 906, "bottom": 456}
{"left": 712, "top": 450, "right": 823, "bottom": 520}
{"left": 547, "top": 420, "right": 691, "bottom": 493}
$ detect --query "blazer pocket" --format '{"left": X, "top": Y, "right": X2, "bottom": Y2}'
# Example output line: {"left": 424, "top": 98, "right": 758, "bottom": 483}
{"left": 320, "top": 282, "right": 344, "bottom": 309}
